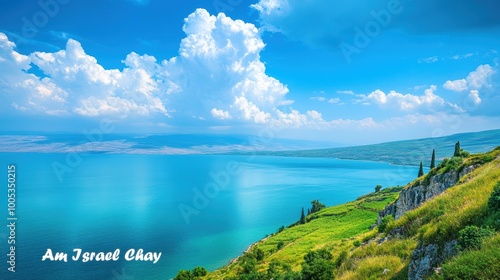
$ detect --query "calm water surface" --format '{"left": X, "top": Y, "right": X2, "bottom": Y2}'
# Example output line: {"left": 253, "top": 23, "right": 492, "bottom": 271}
{"left": 0, "top": 153, "right": 417, "bottom": 279}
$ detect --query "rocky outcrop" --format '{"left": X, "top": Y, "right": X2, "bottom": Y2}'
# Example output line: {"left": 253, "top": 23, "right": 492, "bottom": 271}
{"left": 377, "top": 164, "right": 478, "bottom": 280}
{"left": 378, "top": 165, "right": 478, "bottom": 223}
{"left": 408, "top": 240, "right": 457, "bottom": 280}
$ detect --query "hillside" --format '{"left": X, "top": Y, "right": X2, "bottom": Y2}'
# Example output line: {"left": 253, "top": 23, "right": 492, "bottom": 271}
{"left": 175, "top": 146, "right": 500, "bottom": 279}
{"left": 251, "top": 129, "right": 500, "bottom": 166}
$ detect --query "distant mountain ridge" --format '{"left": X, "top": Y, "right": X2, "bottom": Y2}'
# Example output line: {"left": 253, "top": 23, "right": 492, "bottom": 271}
{"left": 251, "top": 129, "right": 500, "bottom": 166}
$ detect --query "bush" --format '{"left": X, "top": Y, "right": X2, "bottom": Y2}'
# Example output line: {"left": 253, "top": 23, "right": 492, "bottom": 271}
{"left": 353, "top": 240, "right": 361, "bottom": 247}
{"left": 488, "top": 182, "right": 500, "bottom": 212}
{"left": 457, "top": 225, "right": 494, "bottom": 251}
{"left": 277, "top": 241, "right": 285, "bottom": 250}
{"left": 438, "top": 234, "right": 500, "bottom": 280}
{"left": 302, "top": 249, "right": 334, "bottom": 280}
{"left": 192, "top": 267, "right": 207, "bottom": 277}
{"left": 379, "top": 215, "right": 394, "bottom": 233}
{"left": 174, "top": 270, "right": 194, "bottom": 280}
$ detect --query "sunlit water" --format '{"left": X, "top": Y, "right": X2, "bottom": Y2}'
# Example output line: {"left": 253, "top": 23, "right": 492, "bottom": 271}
{"left": 0, "top": 153, "right": 418, "bottom": 279}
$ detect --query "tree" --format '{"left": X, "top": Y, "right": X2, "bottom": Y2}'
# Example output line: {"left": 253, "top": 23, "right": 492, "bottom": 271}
{"left": 311, "top": 200, "right": 326, "bottom": 213}
{"left": 300, "top": 207, "right": 306, "bottom": 224}
{"left": 430, "top": 149, "right": 436, "bottom": 169}
{"left": 174, "top": 270, "right": 194, "bottom": 280}
{"left": 375, "top": 185, "right": 382, "bottom": 192}
{"left": 192, "top": 267, "right": 207, "bottom": 277}
{"left": 418, "top": 161, "right": 424, "bottom": 177}
{"left": 454, "top": 141, "right": 461, "bottom": 157}
{"left": 302, "top": 249, "right": 334, "bottom": 280}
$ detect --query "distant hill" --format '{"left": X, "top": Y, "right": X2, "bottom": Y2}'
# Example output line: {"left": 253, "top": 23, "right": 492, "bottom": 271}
{"left": 252, "top": 129, "right": 500, "bottom": 166}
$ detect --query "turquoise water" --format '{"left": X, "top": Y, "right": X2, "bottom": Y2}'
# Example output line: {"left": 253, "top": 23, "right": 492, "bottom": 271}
{"left": 0, "top": 153, "right": 418, "bottom": 279}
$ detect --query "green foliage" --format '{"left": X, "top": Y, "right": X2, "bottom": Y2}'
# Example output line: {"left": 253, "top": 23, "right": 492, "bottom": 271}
{"left": 192, "top": 267, "right": 207, "bottom": 277}
{"left": 454, "top": 141, "right": 461, "bottom": 157}
{"left": 488, "top": 182, "right": 500, "bottom": 212}
{"left": 301, "top": 249, "right": 334, "bottom": 280}
{"left": 457, "top": 225, "right": 494, "bottom": 251}
{"left": 300, "top": 208, "right": 306, "bottom": 224}
{"left": 174, "top": 269, "right": 194, "bottom": 280}
{"left": 353, "top": 240, "right": 361, "bottom": 247}
{"left": 240, "top": 253, "right": 258, "bottom": 274}
{"left": 375, "top": 185, "right": 382, "bottom": 192}
{"left": 277, "top": 241, "right": 285, "bottom": 250}
{"left": 311, "top": 200, "right": 326, "bottom": 214}
{"left": 335, "top": 251, "right": 348, "bottom": 268}
{"left": 433, "top": 234, "right": 500, "bottom": 280}
{"left": 277, "top": 225, "right": 285, "bottom": 234}
{"left": 378, "top": 215, "right": 394, "bottom": 233}
{"left": 430, "top": 149, "right": 436, "bottom": 169}
{"left": 418, "top": 161, "right": 424, "bottom": 177}
{"left": 254, "top": 248, "right": 265, "bottom": 261}
{"left": 174, "top": 267, "right": 208, "bottom": 279}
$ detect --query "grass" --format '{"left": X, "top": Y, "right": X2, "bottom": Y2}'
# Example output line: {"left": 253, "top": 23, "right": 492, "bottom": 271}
{"left": 199, "top": 147, "right": 500, "bottom": 279}
{"left": 428, "top": 233, "right": 500, "bottom": 280}
{"left": 206, "top": 188, "right": 402, "bottom": 278}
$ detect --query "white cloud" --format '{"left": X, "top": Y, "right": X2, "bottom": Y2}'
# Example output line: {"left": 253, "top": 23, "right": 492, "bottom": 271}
{"left": 443, "top": 79, "right": 467, "bottom": 92}
{"left": 0, "top": 9, "right": 297, "bottom": 125}
{"left": 337, "top": 90, "right": 355, "bottom": 95}
{"left": 443, "top": 64, "right": 495, "bottom": 92}
{"left": 418, "top": 56, "right": 439, "bottom": 64}
{"left": 468, "top": 90, "right": 481, "bottom": 105}
{"left": 211, "top": 108, "right": 232, "bottom": 120}
{"left": 328, "top": 98, "right": 340, "bottom": 104}
{"left": 361, "top": 85, "right": 445, "bottom": 111}
{"left": 310, "top": 96, "right": 326, "bottom": 101}
{"left": 452, "top": 53, "right": 474, "bottom": 60}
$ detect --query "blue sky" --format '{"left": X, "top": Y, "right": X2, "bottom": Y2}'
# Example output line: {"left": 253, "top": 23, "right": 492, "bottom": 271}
{"left": 0, "top": 0, "right": 499, "bottom": 145}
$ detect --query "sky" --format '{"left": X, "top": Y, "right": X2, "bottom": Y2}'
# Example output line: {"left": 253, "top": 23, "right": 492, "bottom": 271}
{"left": 0, "top": 0, "right": 499, "bottom": 145}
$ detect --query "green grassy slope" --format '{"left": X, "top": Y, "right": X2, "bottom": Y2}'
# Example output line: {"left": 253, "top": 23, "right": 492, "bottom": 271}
{"left": 251, "top": 129, "right": 500, "bottom": 166}
{"left": 197, "top": 147, "right": 500, "bottom": 280}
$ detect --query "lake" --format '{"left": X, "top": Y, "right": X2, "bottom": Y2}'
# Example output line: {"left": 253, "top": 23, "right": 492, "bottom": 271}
{"left": 0, "top": 153, "right": 418, "bottom": 279}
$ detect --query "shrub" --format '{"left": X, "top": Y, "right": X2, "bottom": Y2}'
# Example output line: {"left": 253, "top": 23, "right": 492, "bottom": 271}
{"left": 488, "top": 182, "right": 500, "bottom": 212}
{"left": 379, "top": 215, "right": 394, "bottom": 233}
{"left": 174, "top": 270, "right": 194, "bottom": 280}
{"left": 277, "top": 241, "right": 285, "bottom": 250}
{"left": 353, "top": 240, "right": 361, "bottom": 247}
{"left": 302, "top": 249, "right": 334, "bottom": 280}
{"left": 457, "top": 225, "right": 494, "bottom": 251}
{"left": 192, "top": 267, "right": 207, "bottom": 277}
{"left": 438, "top": 234, "right": 500, "bottom": 280}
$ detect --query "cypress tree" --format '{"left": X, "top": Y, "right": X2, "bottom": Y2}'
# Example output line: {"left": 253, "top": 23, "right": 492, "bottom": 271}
{"left": 454, "top": 141, "right": 461, "bottom": 157}
{"left": 430, "top": 149, "right": 436, "bottom": 169}
{"left": 418, "top": 161, "right": 424, "bottom": 177}
{"left": 300, "top": 208, "right": 306, "bottom": 224}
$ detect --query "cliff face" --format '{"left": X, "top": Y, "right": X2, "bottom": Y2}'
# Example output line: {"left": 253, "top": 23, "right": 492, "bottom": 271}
{"left": 378, "top": 165, "right": 477, "bottom": 223}
{"left": 378, "top": 164, "right": 478, "bottom": 280}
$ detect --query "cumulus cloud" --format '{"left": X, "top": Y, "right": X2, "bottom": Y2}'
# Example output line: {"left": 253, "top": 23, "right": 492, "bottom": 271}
{"left": 361, "top": 85, "right": 445, "bottom": 111}
{"left": 211, "top": 108, "right": 232, "bottom": 120}
{"left": 0, "top": 9, "right": 316, "bottom": 127}
{"left": 443, "top": 64, "right": 496, "bottom": 99}
{"left": 468, "top": 90, "right": 481, "bottom": 105}
{"left": 443, "top": 79, "right": 468, "bottom": 92}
